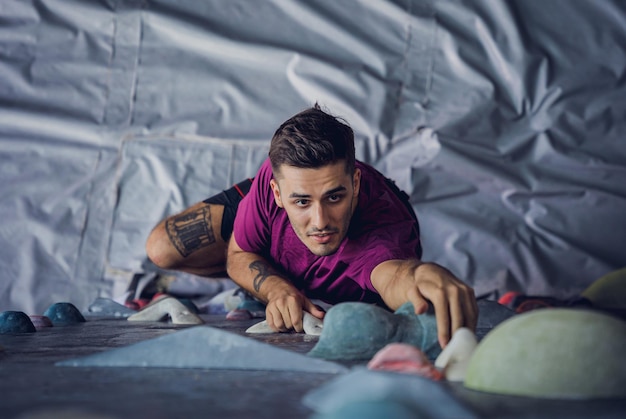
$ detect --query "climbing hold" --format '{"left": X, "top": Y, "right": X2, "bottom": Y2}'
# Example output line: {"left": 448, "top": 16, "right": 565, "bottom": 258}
{"left": 434, "top": 327, "right": 477, "bottom": 382}
{"left": 0, "top": 311, "right": 36, "bottom": 334}
{"left": 308, "top": 302, "right": 440, "bottom": 361}
{"left": 44, "top": 302, "right": 86, "bottom": 325}
{"left": 127, "top": 296, "right": 203, "bottom": 325}
{"left": 226, "top": 309, "right": 253, "bottom": 320}
{"left": 178, "top": 298, "right": 199, "bottom": 314}
{"left": 237, "top": 299, "right": 265, "bottom": 313}
{"left": 303, "top": 368, "right": 477, "bottom": 418}
{"left": 303, "top": 312, "right": 324, "bottom": 336}
{"left": 86, "top": 298, "right": 137, "bottom": 318}
{"left": 246, "top": 311, "right": 323, "bottom": 335}
{"left": 367, "top": 343, "right": 443, "bottom": 380}
{"left": 581, "top": 267, "right": 626, "bottom": 312}
{"left": 464, "top": 308, "right": 626, "bottom": 399}
{"left": 311, "top": 400, "right": 418, "bottom": 419}
{"left": 57, "top": 326, "right": 347, "bottom": 374}
{"left": 29, "top": 315, "right": 53, "bottom": 330}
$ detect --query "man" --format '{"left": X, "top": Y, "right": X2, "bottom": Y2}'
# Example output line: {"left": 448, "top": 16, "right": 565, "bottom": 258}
{"left": 146, "top": 105, "right": 477, "bottom": 348}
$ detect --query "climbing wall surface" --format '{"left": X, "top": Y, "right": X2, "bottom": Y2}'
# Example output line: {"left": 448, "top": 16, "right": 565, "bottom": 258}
{"left": 1, "top": 0, "right": 625, "bottom": 313}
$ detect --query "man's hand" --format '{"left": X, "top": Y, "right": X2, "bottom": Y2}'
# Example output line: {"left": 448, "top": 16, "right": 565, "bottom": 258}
{"left": 226, "top": 234, "right": 325, "bottom": 333}
{"left": 265, "top": 282, "right": 325, "bottom": 333}
{"left": 371, "top": 260, "right": 478, "bottom": 349}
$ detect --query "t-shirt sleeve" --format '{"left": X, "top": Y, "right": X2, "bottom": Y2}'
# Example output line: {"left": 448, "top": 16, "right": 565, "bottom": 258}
{"left": 340, "top": 166, "right": 422, "bottom": 294}
{"left": 344, "top": 219, "right": 420, "bottom": 293}
{"left": 232, "top": 159, "right": 274, "bottom": 253}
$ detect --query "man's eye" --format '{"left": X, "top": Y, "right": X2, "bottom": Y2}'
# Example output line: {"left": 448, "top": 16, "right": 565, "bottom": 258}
{"left": 295, "top": 199, "right": 309, "bottom": 207}
{"left": 328, "top": 195, "right": 342, "bottom": 203}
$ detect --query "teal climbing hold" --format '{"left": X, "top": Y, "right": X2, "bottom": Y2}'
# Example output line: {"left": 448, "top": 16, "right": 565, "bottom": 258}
{"left": 44, "top": 302, "right": 86, "bottom": 325}
{"left": 0, "top": 311, "right": 36, "bottom": 334}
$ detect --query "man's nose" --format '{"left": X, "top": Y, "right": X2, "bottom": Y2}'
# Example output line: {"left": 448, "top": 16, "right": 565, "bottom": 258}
{"left": 312, "top": 203, "right": 329, "bottom": 230}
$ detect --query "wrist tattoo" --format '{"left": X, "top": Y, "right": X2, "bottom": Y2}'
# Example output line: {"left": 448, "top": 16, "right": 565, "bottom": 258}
{"left": 166, "top": 207, "right": 215, "bottom": 257}
{"left": 249, "top": 260, "right": 278, "bottom": 292}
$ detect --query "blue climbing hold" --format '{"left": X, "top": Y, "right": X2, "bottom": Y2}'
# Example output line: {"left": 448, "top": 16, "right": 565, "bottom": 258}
{"left": 0, "top": 311, "right": 36, "bottom": 334}
{"left": 44, "top": 302, "right": 86, "bottom": 325}
{"left": 237, "top": 299, "right": 265, "bottom": 312}
{"left": 308, "top": 302, "right": 441, "bottom": 361}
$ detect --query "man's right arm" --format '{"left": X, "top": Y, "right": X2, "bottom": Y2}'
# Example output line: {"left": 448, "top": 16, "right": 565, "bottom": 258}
{"left": 226, "top": 234, "right": 325, "bottom": 332}
{"left": 145, "top": 201, "right": 227, "bottom": 277}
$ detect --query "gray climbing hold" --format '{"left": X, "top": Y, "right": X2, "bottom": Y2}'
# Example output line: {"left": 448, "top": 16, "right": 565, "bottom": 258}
{"left": 303, "top": 368, "right": 478, "bottom": 418}
{"left": 43, "top": 302, "right": 86, "bottom": 325}
{"left": 245, "top": 319, "right": 274, "bottom": 334}
{"left": 246, "top": 311, "right": 323, "bottom": 336}
{"left": 476, "top": 299, "right": 516, "bottom": 329}
{"left": 0, "top": 311, "right": 36, "bottom": 334}
{"left": 308, "top": 302, "right": 440, "bottom": 361}
{"left": 212, "top": 288, "right": 243, "bottom": 312}
{"left": 127, "top": 297, "right": 203, "bottom": 325}
{"left": 178, "top": 298, "right": 199, "bottom": 314}
{"left": 86, "top": 298, "right": 137, "bottom": 318}
{"left": 56, "top": 325, "right": 347, "bottom": 374}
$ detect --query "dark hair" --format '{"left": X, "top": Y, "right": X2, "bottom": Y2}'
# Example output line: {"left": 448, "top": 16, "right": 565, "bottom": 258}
{"left": 268, "top": 104, "right": 355, "bottom": 176}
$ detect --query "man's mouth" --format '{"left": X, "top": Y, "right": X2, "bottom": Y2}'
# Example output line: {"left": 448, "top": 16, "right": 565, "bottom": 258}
{"left": 309, "top": 231, "right": 336, "bottom": 244}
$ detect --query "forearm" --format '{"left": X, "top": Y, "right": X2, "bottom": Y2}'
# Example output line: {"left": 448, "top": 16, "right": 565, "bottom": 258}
{"left": 145, "top": 202, "right": 227, "bottom": 277}
{"left": 226, "top": 246, "right": 294, "bottom": 303}
{"left": 371, "top": 259, "right": 423, "bottom": 310}
{"left": 226, "top": 242, "right": 326, "bottom": 332}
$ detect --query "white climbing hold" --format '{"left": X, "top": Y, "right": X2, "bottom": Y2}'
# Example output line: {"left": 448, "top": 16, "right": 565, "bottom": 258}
{"left": 434, "top": 327, "right": 477, "bottom": 382}
{"left": 303, "top": 312, "right": 324, "bottom": 336}
{"left": 128, "top": 297, "right": 203, "bottom": 325}
{"left": 246, "top": 312, "right": 323, "bottom": 335}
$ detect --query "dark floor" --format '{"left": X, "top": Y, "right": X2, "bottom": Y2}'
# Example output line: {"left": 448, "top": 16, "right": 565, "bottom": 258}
{"left": 1, "top": 315, "right": 625, "bottom": 419}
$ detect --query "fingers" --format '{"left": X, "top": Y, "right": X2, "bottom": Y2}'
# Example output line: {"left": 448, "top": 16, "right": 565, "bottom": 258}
{"left": 415, "top": 264, "right": 478, "bottom": 348}
{"left": 448, "top": 285, "right": 464, "bottom": 334}
{"left": 428, "top": 287, "right": 452, "bottom": 349}
{"left": 432, "top": 283, "right": 479, "bottom": 348}
{"left": 265, "top": 296, "right": 305, "bottom": 333}
{"left": 265, "top": 308, "right": 277, "bottom": 332}
{"left": 448, "top": 279, "right": 478, "bottom": 333}
{"left": 408, "top": 281, "right": 451, "bottom": 348}
{"left": 448, "top": 282, "right": 480, "bottom": 334}
{"left": 407, "top": 287, "right": 429, "bottom": 315}
{"left": 288, "top": 303, "right": 304, "bottom": 333}
{"left": 462, "top": 284, "right": 479, "bottom": 331}
{"left": 304, "top": 300, "right": 326, "bottom": 320}
{"left": 266, "top": 303, "right": 290, "bottom": 332}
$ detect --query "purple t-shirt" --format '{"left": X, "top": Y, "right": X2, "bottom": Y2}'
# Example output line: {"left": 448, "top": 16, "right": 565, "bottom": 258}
{"left": 233, "top": 158, "right": 421, "bottom": 306}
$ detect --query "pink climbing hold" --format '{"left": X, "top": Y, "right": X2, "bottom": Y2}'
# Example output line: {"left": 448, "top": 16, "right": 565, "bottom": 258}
{"left": 29, "top": 315, "right": 53, "bottom": 330}
{"left": 367, "top": 343, "right": 443, "bottom": 381}
{"left": 226, "top": 309, "right": 253, "bottom": 320}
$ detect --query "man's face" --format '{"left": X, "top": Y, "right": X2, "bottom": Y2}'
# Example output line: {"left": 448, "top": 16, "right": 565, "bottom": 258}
{"left": 270, "top": 161, "right": 361, "bottom": 256}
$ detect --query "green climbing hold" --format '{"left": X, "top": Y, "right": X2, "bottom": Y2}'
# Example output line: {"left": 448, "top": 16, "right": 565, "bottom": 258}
{"left": 464, "top": 308, "right": 626, "bottom": 399}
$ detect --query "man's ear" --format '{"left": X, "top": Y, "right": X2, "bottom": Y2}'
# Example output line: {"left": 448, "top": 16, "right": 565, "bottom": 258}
{"left": 352, "top": 168, "right": 361, "bottom": 198}
{"left": 270, "top": 179, "right": 284, "bottom": 208}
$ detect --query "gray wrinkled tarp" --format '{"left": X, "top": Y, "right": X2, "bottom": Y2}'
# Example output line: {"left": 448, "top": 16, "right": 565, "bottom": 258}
{"left": 1, "top": 0, "right": 625, "bottom": 314}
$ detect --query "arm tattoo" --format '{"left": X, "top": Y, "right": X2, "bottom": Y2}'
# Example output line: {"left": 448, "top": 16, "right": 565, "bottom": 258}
{"left": 249, "top": 260, "right": 278, "bottom": 292}
{"left": 165, "top": 207, "right": 215, "bottom": 257}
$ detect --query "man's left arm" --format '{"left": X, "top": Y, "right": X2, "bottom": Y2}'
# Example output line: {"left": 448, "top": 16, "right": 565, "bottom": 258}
{"left": 370, "top": 259, "right": 478, "bottom": 349}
